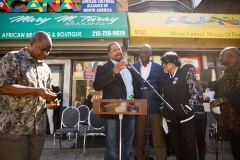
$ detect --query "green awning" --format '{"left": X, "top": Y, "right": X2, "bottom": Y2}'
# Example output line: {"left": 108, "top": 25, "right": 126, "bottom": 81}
{"left": 0, "top": 12, "right": 129, "bottom": 40}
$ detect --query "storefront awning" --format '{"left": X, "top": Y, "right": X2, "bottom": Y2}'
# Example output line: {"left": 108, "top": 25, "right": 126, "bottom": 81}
{"left": 127, "top": 12, "right": 240, "bottom": 39}
{"left": 0, "top": 12, "right": 129, "bottom": 40}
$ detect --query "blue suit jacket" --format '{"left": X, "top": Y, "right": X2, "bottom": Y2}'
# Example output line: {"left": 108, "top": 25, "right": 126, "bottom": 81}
{"left": 132, "top": 61, "right": 164, "bottom": 114}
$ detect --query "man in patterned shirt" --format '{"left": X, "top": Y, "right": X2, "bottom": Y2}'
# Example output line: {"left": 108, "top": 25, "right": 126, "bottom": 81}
{"left": 199, "top": 47, "right": 240, "bottom": 160}
{"left": 0, "top": 31, "right": 60, "bottom": 160}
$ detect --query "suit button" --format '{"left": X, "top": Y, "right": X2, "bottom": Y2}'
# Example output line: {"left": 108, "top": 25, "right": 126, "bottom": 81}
{"left": 124, "top": 87, "right": 126, "bottom": 90}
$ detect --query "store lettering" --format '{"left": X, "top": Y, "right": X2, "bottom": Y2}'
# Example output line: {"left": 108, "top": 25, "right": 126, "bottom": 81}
{"left": 1, "top": 31, "right": 82, "bottom": 38}
{"left": 134, "top": 30, "right": 145, "bottom": 35}
{"left": 170, "top": 31, "right": 185, "bottom": 36}
{"left": 207, "top": 32, "right": 223, "bottom": 37}
{"left": 166, "top": 16, "right": 240, "bottom": 25}
{"left": 80, "top": 16, "right": 118, "bottom": 24}
{"left": 82, "top": 0, "right": 115, "bottom": 3}
{"left": 232, "top": 32, "right": 240, "bottom": 37}
{"left": 187, "top": 31, "right": 205, "bottom": 37}
{"left": 0, "top": 0, "right": 78, "bottom": 12}
{"left": 10, "top": 16, "right": 51, "bottom": 25}
{"left": 2, "top": 32, "right": 25, "bottom": 38}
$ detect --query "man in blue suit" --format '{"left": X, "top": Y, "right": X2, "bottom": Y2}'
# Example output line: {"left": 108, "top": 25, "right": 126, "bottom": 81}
{"left": 133, "top": 44, "right": 167, "bottom": 160}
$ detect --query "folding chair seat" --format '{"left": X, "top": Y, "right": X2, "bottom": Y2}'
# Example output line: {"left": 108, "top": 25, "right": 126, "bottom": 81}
{"left": 83, "top": 109, "right": 105, "bottom": 155}
{"left": 53, "top": 106, "right": 80, "bottom": 154}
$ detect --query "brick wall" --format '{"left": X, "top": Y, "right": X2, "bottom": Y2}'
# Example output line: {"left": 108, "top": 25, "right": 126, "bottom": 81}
{"left": 194, "top": 0, "right": 240, "bottom": 14}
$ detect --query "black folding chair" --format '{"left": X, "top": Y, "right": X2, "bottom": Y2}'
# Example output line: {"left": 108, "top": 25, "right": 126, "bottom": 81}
{"left": 78, "top": 104, "right": 90, "bottom": 127}
{"left": 83, "top": 109, "right": 105, "bottom": 155}
{"left": 53, "top": 106, "right": 80, "bottom": 154}
{"left": 205, "top": 112, "right": 216, "bottom": 153}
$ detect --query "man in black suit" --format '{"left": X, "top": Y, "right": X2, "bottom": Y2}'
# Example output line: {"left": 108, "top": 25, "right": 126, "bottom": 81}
{"left": 132, "top": 44, "right": 167, "bottom": 160}
{"left": 93, "top": 42, "right": 136, "bottom": 160}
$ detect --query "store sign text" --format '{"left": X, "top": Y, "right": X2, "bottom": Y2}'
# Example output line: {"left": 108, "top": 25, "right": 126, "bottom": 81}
{"left": 166, "top": 16, "right": 240, "bottom": 25}
{"left": 169, "top": 31, "right": 240, "bottom": 38}
{"left": 81, "top": 0, "right": 116, "bottom": 13}
{"left": 7, "top": 15, "right": 119, "bottom": 26}
{"left": 0, "top": 0, "right": 78, "bottom": 12}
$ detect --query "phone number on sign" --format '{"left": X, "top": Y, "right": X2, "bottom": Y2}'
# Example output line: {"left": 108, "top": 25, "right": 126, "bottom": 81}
{"left": 92, "top": 31, "right": 126, "bottom": 37}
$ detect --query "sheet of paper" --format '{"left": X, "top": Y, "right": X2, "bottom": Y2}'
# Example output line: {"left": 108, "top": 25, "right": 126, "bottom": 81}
{"left": 203, "top": 103, "right": 211, "bottom": 112}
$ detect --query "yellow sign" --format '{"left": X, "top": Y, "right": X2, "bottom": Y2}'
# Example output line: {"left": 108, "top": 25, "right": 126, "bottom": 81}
{"left": 127, "top": 12, "right": 240, "bottom": 39}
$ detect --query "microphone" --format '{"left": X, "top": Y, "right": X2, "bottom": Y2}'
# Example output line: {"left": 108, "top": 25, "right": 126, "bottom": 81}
{"left": 127, "top": 58, "right": 131, "bottom": 64}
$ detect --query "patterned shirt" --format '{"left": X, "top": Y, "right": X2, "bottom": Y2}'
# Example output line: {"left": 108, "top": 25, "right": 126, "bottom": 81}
{"left": 0, "top": 47, "right": 52, "bottom": 135}
{"left": 214, "top": 61, "right": 240, "bottom": 132}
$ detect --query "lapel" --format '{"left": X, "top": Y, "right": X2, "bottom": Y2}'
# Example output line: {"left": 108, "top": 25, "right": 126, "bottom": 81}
{"left": 107, "top": 60, "right": 125, "bottom": 86}
{"left": 138, "top": 61, "right": 156, "bottom": 80}
{"left": 147, "top": 61, "right": 156, "bottom": 80}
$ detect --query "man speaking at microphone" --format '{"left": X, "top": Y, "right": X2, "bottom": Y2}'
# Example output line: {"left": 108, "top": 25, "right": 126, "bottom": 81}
{"left": 93, "top": 42, "right": 138, "bottom": 160}
{"left": 132, "top": 44, "right": 167, "bottom": 160}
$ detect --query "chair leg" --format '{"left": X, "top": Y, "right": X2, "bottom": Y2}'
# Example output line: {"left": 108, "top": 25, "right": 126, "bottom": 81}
{"left": 220, "top": 137, "right": 224, "bottom": 147}
{"left": 75, "top": 133, "right": 78, "bottom": 155}
{"left": 210, "top": 133, "right": 215, "bottom": 153}
{"left": 83, "top": 133, "right": 86, "bottom": 155}
{"left": 53, "top": 133, "right": 56, "bottom": 155}
{"left": 59, "top": 134, "right": 62, "bottom": 149}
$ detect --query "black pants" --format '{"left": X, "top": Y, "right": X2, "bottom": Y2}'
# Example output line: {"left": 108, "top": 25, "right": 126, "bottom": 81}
{"left": 168, "top": 119, "right": 198, "bottom": 160}
{"left": 195, "top": 114, "right": 207, "bottom": 160}
{"left": 222, "top": 127, "right": 240, "bottom": 160}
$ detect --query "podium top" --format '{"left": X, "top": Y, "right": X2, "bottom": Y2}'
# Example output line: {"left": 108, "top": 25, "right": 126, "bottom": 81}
{"left": 93, "top": 99, "right": 147, "bottom": 115}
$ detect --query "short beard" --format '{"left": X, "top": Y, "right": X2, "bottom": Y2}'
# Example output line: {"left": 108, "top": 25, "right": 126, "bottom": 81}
{"left": 116, "top": 57, "right": 122, "bottom": 62}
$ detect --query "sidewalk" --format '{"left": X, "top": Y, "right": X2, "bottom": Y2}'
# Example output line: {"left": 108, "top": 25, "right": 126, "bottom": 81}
{"left": 40, "top": 135, "right": 234, "bottom": 160}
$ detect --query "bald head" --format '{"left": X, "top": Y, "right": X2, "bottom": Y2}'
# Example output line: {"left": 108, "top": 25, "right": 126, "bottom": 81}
{"left": 28, "top": 31, "right": 52, "bottom": 60}
{"left": 139, "top": 44, "right": 152, "bottom": 66}
{"left": 222, "top": 47, "right": 239, "bottom": 57}
{"left": 219, "top": 46, "right": 239, "bottom": 68}
{"left": 31, "top": 31, "right": 52, "bottom": 46}
{"left": 140, "top": 44, "right": 151, "bottom": 51}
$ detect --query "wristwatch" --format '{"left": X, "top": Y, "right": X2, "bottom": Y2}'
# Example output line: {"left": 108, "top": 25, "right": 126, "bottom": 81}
{"left": 218, "top": 98, "right": 223, "bottom": 103}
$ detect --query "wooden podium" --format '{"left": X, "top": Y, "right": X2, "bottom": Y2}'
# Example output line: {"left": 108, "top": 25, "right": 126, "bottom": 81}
{"left": 93, "top": 99, "right": 147, "bottom": 160}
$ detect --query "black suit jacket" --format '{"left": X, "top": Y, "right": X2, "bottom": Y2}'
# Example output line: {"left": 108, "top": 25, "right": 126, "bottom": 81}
{"left": 93, "top": 60, "right": 137, "bottom": 119}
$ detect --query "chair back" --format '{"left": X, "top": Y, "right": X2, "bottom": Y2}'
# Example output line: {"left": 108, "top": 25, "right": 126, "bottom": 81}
{"left": 78, "top": 105, "right": 90, "bottom": 122}
{"left": 61, "top": 106, "right": 80, "bottom": 130}
{"left": 88, "top": 109, "right": 104, "bottom": 130}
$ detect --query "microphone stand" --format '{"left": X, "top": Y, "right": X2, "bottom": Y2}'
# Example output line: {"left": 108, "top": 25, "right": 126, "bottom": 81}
{"left": 127, "top": 61, "right": 174, "bottom": 111}
{"left": 127, "top": 60, "right": 173, "bottom": 160}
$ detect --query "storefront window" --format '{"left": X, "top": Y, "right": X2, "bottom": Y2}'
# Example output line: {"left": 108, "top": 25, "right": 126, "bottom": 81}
{"left": 207, "top": 55, "right": 215, "bottom": 68}
{"left": 71, "top": 61, "right": 107, "bottom": 107}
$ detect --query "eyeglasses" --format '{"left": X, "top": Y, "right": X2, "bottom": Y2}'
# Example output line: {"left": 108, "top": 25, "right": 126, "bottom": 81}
{"left": 162, "top": 60, "right": 170, "bottom": 65}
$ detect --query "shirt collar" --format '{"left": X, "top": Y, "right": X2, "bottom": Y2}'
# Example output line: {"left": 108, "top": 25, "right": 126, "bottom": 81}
{"left": 22, "top": 47, "right": 44, "bottom": 63}
{"left": 110, "top": 59, "right": 118, "bottom": 64}
{"left": 169, "top": 67, "right": 178, "bottom": 78}
{"left": 140, "top": 60, "right": 152, "bottom": 67}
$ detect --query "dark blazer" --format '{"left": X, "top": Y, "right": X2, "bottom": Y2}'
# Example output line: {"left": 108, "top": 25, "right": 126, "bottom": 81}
{"left": 132, "top": 61, "right": 164, "bottom": 114}
{"left": 93, "top": 60, "right": 137, "bottom": 119}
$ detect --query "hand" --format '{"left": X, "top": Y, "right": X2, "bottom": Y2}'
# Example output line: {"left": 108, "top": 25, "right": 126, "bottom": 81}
{"left": 209, "top": 99, "right": 220, "bottom": 108}
{"left": 47, "top": 99, "right": 61, "bottom": 109}
{"left": 38, "top": 88, "right": 57, "bottom": 100}
{"left": 203, "top": 94, "right": 210, "bottom": 102}
{"left": 113, "top": 60, "right": 127, "bottom": 74}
